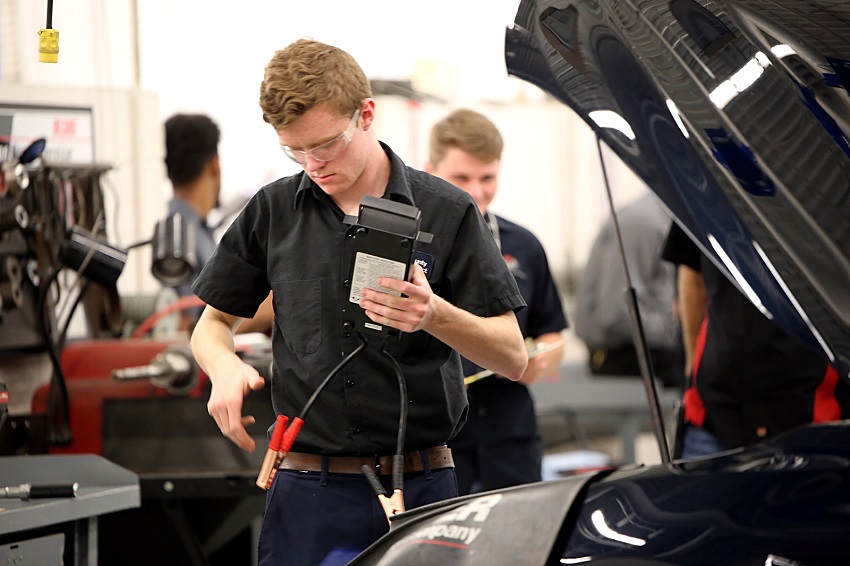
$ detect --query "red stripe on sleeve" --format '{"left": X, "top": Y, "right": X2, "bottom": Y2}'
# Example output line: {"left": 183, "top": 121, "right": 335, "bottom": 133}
{"left": 683, "top": 317, "right": 709, "bottom": 427}
{"left": 813, "top": 365, "right": 841, "bottom": 422}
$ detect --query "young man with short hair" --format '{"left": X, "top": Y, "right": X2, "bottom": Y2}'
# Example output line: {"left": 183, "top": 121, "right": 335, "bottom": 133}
{"left": 427, "top": 108, "right": 568, "bottom": 494}
{"left": 164, "top": 113, "right": 221, "bottom": 298}
{"left": 190, "top": 40, "right": 528, "bottom": 565}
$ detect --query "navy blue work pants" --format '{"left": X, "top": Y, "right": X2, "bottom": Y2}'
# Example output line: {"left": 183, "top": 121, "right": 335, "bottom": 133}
{"left": 451, "top": 437, "right": 542, "bottom": 495}
{"left": 680, "top": 424, "right": 728, "bottom": 460}
{"left": 258, "top": 462, "right": 457, "bottom": 566}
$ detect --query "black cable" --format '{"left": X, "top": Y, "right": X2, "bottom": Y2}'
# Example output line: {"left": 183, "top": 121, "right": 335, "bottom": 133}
{"left": 380, "top": 339, "right": 408, "bottom": 492}
{"left": 125, "top": 238, "right": 152, "bottom": 251}
{"left": 46, "top": 0, "right": 53, "bottom": 29}
{"left": 58, "top": 280, "right": 91, "bottom": 350}
{"left": 40, "top": 272, "right": 70, "bottom": 444}
{"left": 36, "top": 265, "right": 72, "bottom": 445}
{"left": 296, "top": 334, "right": 367, "bottom": 421}
{"left": 286, "top": 332, "right": 407, "bottom": 495}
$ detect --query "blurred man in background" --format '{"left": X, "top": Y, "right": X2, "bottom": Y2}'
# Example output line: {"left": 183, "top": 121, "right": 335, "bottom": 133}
{"left": 164, "top": 113, "right": 221, "bottom": 299}
{"left": 427, "top": 108, "right": 568, "bottom": 494}
{"left": 573, "top": 191, "right": 683, "bottom": 389}
{"left": 163, "top": 113, "right": 272, "bottom": 333}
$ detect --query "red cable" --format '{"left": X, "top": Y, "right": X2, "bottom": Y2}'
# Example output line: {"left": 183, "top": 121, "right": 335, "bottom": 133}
{"left": 131, "top": 295, "right": 205, "bottom": 338}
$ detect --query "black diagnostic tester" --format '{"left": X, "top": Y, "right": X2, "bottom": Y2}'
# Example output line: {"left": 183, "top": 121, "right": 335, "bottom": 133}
{"left": 342, "top": 196, "right": 433, "bottom": 340}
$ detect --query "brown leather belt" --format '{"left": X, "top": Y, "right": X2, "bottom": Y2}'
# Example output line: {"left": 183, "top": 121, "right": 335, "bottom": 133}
{"left": 278, "top": 445, "right": 454, "bottom": 476}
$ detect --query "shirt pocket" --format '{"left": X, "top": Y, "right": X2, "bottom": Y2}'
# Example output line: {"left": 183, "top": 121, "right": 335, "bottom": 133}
{"left": 273, "top": 279, "right": 322, "bottom": 355}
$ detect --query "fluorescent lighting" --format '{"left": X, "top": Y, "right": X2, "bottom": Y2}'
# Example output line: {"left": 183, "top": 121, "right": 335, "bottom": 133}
{"left": 707, "top": 233, "right": 772, "bottom": 319}
{"left": 709, "top": 79, "right": 738, "bottom": 109}
{"left": 709, "top": 52, "right": 771, "bottom": 109}
{"left": 730, "top": 58, "right": 765, "bottom": 92}
{"left": 770, "top": 44, "right": 796, "bottom": 59}
{"left": 666, "top": 99, "right": 690, "bottom": 139}
{"left": 755, "top": 51, "right": 771, "bottom": 67}
{"left": 752, "top": 241, "right": 835, "bottom": 362}
{"left": 590, "top": 509, "right": 646, "bottom": 546}
{"left": 588, "top": 110, "right": 636, "bottom": 140}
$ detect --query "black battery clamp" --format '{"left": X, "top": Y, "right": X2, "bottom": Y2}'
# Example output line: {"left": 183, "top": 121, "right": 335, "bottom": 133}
{"left": 341, "top": 195, "right": 433, "bottom": 340}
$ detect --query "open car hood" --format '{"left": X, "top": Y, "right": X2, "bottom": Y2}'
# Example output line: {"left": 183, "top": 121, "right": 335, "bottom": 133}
{"left": 505, "top": 0, "right": 850, "bottom": 377}
{"left": 352, "top": 6, "right": 850, "bottom": 563}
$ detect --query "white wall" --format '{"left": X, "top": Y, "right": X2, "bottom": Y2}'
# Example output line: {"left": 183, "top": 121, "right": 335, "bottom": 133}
{"left": 1, "top": 0, "right": 650, "bottom": 297}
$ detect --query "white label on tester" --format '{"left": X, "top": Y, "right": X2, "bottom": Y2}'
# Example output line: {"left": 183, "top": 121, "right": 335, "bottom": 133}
{"left": 349, "top": 252, "right": 407, "bottom": 304}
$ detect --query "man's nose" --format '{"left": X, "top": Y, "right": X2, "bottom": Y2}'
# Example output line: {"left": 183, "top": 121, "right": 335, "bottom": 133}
{"left": 467, "top": 181, "right": 485, "bottom": 200}
{"left": 304, "top": 156, "right": 324, "bottom": 172}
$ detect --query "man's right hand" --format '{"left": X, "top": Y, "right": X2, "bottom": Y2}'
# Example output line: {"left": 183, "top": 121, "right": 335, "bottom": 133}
{"left": 206, "top": 356, "right": 266, "bottom": 452}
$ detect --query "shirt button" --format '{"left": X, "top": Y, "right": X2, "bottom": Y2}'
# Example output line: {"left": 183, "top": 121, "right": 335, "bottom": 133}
{"left": 353, "top": 427, "right": 361, "bottom": 434}
{"left": 346, "top": 378, "right": 355, "bottom": 387}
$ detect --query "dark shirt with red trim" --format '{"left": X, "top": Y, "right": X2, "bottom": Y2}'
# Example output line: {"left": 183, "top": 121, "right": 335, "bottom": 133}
{"left": 452, "top": 214, "right": 568, "bottom": 445}
{"left": 662, "top": 223, "right": 850, "bottom": 449}
{"left": 449, "top": 214, "right": 568, "bottom": 491}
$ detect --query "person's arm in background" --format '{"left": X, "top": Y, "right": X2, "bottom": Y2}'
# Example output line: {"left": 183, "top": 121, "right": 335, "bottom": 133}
{"left": 519, "top": 331, "right": 565, "bottom": 385}
{"left": 360, "top": 264, "right": 528, "bottom": 381}
{"left": 677, "top": 264, "right": 706, "bottom": 376}
{"left": 235, "top": 292, "right": 274, "bottom": 335}
{"left": 191, "top": 305, "right": 266, "bottom": 451}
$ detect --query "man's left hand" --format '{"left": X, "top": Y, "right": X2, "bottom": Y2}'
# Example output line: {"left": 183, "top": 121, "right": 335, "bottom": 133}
{"left": 359, "top": 263, "right": 434, "bottom": 333}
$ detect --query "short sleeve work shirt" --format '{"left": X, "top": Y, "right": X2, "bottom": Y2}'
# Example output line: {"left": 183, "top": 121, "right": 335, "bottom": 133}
{"left": 193, "top": 143, "right": 526, "bottom": 455}
{"left": 454, "top": 214, "right": 568, "bottom": 445}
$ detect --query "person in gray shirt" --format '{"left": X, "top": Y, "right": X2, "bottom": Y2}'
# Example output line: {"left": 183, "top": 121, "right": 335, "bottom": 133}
{"left": 163, "top": 113, "right": 221, "bottom": 299}
{"left": 163, "top": 114, "right": 274, "bottom": 334}
{"left": 573, "top": 191, "right": 683, "bottom": 388}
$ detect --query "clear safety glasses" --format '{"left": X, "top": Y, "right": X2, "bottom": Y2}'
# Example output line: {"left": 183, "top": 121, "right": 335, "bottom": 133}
{"left": 280, "top": 108, "right": 361, "bottom": 165}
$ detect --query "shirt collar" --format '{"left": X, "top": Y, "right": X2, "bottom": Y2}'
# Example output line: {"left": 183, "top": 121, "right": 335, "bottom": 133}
{"left": 382, "top": 141, "right": 415, "bottom": 206}
{"left": 168, "top": 197, "right": 206, "bottom": 226}
{"left": 293, "top": 141, "right": 414, "bottom": 210}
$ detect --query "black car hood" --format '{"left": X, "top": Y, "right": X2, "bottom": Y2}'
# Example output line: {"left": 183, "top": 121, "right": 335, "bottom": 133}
{"left": 505, "top": 0, "right": 850, "bottom": 377}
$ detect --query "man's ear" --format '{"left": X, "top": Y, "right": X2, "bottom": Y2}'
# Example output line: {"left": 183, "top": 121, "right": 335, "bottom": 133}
{"left": 359, "top": 98, "right": 377, "bottom": 131}
{"left": 208, "top": 154, "right": 221, "bottom": 177}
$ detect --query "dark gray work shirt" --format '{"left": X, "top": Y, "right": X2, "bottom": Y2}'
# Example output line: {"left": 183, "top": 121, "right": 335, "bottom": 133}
{"left": 193, "top": 143, "right": 525, "bottom": 456}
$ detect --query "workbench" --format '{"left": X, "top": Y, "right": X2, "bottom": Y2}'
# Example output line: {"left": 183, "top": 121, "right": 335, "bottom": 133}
{"left": 0, "top": 454, "right": 140, "bottom": 565}
{"left": 530, "top": 364, "right": 681, "bottom": 464}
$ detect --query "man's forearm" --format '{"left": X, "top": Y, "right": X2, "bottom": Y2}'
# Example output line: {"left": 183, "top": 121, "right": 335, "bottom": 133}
{"left": 191, "top": 307, "right": 242, "bottom": 381}
{"left": 677, "top": 265, "right": 706, "bottom": 375}
{"left": 424, "top": 296, "right": 527, "bottom": 380}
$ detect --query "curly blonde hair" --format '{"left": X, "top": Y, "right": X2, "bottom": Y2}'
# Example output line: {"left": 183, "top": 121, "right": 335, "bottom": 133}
{"left": 259, "top": 39, "right": 372, "bottom": 131}
{"left": 429, "top": 109, "right": 503, "bottom": 165}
